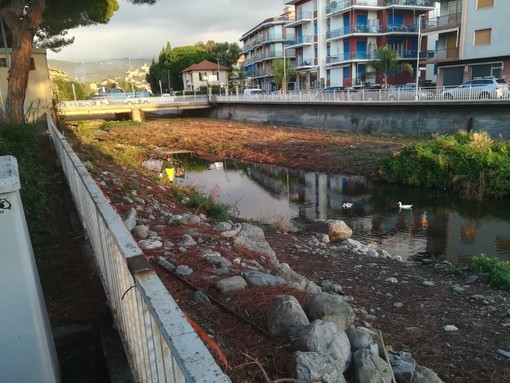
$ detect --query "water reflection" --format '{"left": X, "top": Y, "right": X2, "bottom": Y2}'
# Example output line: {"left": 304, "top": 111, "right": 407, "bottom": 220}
{"left": 173, "top": 154, "right": 510, "bottom": 265}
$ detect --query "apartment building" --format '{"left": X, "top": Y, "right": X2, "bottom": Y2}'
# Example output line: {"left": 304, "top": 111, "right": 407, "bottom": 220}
{"left": 240, "top": 8, "right": 295, "bottom": 92}
{"left": 421, "top": 0, "right": 510, "bottom": 86}
{"left": 285, "top": 0, "right": 436, "bottom": 90}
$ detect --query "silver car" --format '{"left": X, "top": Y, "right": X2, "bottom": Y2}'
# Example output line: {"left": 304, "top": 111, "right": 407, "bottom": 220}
{"left": 442, "top": 77, "right": 509, "bottom": 100}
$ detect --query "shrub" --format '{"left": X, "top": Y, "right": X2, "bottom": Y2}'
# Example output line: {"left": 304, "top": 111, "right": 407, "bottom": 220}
{"left": 469, "top": 254, "right": 510, "bottom": 290}
{"left": 379, "top": 131, "right": 510, "bottom": 200}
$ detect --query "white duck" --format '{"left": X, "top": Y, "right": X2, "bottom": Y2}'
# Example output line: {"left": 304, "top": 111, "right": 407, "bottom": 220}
{"left": 342, "top": 202, "right": 354, "bottom": 209}
{"left": 398, "top": 201, "right": 413, "bottom": 210}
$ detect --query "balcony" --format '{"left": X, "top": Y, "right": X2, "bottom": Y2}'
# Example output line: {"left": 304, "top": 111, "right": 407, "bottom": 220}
{"left": 286, "top": 35, "right": 314, "bottom": 48}
{"left": 327, "top": 48, "right": 417, "bottom": 65}
{"left": 326, "top": 0, "right": 435, "bottom": 15}
{"left": 296, "top": 58, "right": 315, "bottom": 68}
{"left": 327, "top": 23, "right": 418, "bottom": 40}
{"left": 286, "top": 11, "right": 313, "bottom": 28}
{"left": 327, "top": 0, "right": 384, "bottom": 15}
{"left": 386, "top": 0, "right": 436, "bottom": 6}
{"left": 422, "top": 13, "right": 461, "bottom": 33}
{"left": 419, "top": 47, "right": 460, "bottom": 63}
{"left": 327, "top": 50, "right": 379, "bottom": 64}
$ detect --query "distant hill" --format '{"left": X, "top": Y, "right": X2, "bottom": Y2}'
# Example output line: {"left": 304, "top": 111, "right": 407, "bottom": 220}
{"left": 48, "top": 58, "right": 153, "bottom": 83}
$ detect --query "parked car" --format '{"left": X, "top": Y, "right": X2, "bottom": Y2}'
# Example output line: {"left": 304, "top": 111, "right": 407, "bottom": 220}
{"left": 91, "top": 95, "right": 109, "bottom": 104}
{"left": 323, "top": 86, "right": 347, "bottom": 93}
{"left": 387, "top": 84, "right": 429, "bottom": 100}
{"left": 441, "top": 77, "right": 509, "bottom": 100}
{"left": 243, "top": 88, "right": 264, "bottom": 96}
{"left": 124, "top": 92, "right": 153, "bottom": 103}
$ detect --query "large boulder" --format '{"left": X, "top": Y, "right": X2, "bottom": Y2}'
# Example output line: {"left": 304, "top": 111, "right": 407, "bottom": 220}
{"left": 309, "top": 219, "right": 353, "bottom": 241}
{"left": 289, "top": 351, "right": 347, "bottom": 383}
{"left": 233, "top": 223, "right": 278, "bottom": 266}
{"left": 346, "top": 327, "right": 379, "bottom": 356}
{"left": 214, "top": 275, "right": 247, "bottom": 293}
{"left": 308, "top": 292, "right": 356, "bottom": 331}
{"left": 271, "top": 263, "right": 322, "bottom": 294}
{"left": 294, "top": 320, "right": 352, "bottom": 373}
{"left": 242, "top": 270, "right": 286, "bottom": 287}
{"left": 353, "top": 348, "right": 393, "bottom": 383}
{"left": 267, "top": 295, "right": 310, "bottom": 337}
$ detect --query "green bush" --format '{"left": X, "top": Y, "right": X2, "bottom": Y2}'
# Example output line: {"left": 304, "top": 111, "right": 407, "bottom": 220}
{"left": 379, "top": 131, "right": 510, "bottom": 200}
{"left": 186, "top": 192, "right": 231, "bottom": 222}
{"left": 469, "top": 254, "right": 510, "bottom": 290}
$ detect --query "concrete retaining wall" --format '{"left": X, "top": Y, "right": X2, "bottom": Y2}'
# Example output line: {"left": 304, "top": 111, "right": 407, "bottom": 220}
{"left": 193, "top": 102, "right": 510, "bottom": 140}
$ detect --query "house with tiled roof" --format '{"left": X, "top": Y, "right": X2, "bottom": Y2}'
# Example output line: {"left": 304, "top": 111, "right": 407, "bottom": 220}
{"left": 182, "top": 60, "right": 230, "bottom": 93}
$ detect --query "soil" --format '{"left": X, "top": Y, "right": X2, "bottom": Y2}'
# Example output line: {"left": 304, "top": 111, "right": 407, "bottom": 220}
{"left": 47, "top": 118, "right": 510, "bottom": 383}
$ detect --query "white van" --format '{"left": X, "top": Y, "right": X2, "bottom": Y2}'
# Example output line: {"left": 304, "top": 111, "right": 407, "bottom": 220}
{"left": 243, "top": 88, "right": 263, "bottom": 96}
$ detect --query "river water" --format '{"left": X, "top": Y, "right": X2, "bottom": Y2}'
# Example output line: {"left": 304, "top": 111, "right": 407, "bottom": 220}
{"left": 172, "top": 154, "right": 510, "bottom": 265}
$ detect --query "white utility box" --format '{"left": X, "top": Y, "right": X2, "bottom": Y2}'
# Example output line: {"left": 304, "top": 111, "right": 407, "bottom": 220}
{"left": 0, "top": 155, "right": 59, "bottom": 382}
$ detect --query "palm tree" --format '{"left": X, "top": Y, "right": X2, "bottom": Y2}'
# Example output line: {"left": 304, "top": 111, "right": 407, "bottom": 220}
{"left": 270, "top": 59, "right": 296, "bottom": 93}
{"left": 366, "top": 45, "right": 413, "bottom": 88}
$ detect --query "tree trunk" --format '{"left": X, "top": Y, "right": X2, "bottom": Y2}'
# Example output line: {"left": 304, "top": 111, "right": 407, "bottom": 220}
{"left": 5, "top": 26, "right": 34, "bottom": 123}
{"left": 1, "top": 0, "right": 45, "bottom": 124}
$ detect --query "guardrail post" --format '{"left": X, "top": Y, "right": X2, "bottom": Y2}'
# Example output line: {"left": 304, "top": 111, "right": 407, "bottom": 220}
{"left": 0, "top": 155, "right": 60, "bottom": 383}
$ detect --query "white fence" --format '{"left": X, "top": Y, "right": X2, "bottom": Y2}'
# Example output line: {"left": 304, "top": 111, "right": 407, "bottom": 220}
{"left": 215, "top": 86, "right": 510, "bottom": 103}
{"left": 46, "top": 114, "right": 231, "bottom": 383}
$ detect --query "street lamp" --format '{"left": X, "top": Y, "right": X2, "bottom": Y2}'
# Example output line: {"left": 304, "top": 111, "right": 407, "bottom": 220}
{"left": 216, "top": 57, "right": 221, "bottom": 96}
{"left": 415, "top": 14, "right": 423, "bottom": 100}
{"left": 167, "top": 70, "right": 171, "bottom": 95}
{"left": 283, "top": 40, "right": 287, "bottom": 94}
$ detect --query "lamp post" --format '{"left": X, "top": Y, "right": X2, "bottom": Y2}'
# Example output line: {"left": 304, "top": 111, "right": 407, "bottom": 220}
{"left": 283, "top": 40, "right": 287, "bottom": 94}
{"left": 415, "top": 14, "right": 423, "bottom": 100}
{"left": 167, "top": 70, "right": 171, "bottom": 95}
{"left": 216, "top": 57, "right": 221, "bottom": 96}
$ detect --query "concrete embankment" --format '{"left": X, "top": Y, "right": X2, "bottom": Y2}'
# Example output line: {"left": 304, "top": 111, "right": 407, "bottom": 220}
{"left": 191, "top": 101, "right": 510, "bottom": 140}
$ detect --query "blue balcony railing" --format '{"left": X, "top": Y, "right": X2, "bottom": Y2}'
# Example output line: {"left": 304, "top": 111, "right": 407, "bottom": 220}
{"left": 326, "top": 0, "right": 435, "bottom": 14}
{"left": 327, "top": 23, "right": 418, "bottom": 39}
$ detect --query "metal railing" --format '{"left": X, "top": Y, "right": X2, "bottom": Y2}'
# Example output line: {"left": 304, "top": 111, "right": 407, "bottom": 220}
{"left": 46, "top": 114, "right": 231, "bottom": 383}
{"left": 57, "top": 94, "right": 209, "bottom": 109}
{"left": 422, "top": 12, "right": 461, "bottom": 31}
{"left": 217, "top": 87, "right": 510, "bottom": 103}
{"left": 327, "top": 23, "right": 418, "bottom": 39}
{"left": 326, "top": 0, "right": 435, "bottom": 13}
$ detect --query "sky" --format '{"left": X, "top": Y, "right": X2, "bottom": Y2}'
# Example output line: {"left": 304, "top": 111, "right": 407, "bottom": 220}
{"left": 47, "top": 0, "right": 288, "bottom": 62}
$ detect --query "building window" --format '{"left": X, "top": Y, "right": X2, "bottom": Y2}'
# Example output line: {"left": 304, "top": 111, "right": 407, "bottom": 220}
{"left": 343, "top": 67, "right": 350, "bottom": 79}
{"left": 474, "top": 28, "right": 491, "bottom": 46}
{"left": 199, "top": 72, "right": 207, "bottom": 81}
{"left": 477, "top": 0, "right": 494, "bottom": 9}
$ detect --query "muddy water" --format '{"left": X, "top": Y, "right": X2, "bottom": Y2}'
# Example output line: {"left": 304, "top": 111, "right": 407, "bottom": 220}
{"left": 173, "top": 154, "right": 510, "bottom": 265}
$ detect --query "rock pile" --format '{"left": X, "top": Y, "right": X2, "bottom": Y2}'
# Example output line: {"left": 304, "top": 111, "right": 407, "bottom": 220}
{"left": 115, "top": 180, "right": 444, "bottom": 383}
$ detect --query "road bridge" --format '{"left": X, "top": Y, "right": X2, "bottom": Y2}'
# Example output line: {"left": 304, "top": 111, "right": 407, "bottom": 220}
{"left": 57, "top": 95, "right": 211, "bottom": 121}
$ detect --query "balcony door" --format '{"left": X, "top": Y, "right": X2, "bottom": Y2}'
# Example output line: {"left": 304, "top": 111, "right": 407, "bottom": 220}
{"left": 357, "top": 41, "right": 367, "bottom": 59}
{"left": 356, "top": 15, "right": 367, "bottom": 32}
{"left": 344, "top": 41, "right": 350, "bottom": 61}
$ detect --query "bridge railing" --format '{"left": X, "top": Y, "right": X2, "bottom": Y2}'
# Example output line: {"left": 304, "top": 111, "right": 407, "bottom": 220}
{"left": 46, "top": 114, "right": 231, "bottom": 383}
{"left": 57, "top": 94, "right": 209, "bottom": 109}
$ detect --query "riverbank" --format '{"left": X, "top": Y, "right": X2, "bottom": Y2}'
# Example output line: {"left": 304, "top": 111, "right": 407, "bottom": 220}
{"left": 60, "top": 118, "right": 510, "bottom": 382}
